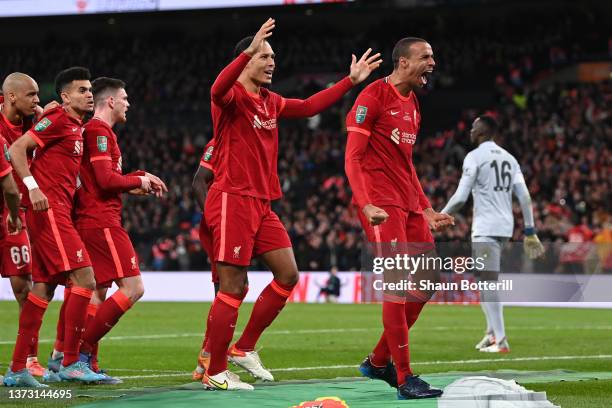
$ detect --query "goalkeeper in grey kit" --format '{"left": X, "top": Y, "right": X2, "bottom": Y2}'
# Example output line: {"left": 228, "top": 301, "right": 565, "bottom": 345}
{"left": 441, "top": 114, "right": 544, "bottom": 353}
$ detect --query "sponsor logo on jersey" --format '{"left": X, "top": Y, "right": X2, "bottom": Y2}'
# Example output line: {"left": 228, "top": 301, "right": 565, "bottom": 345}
{"left": 390, "top": 128, "right": 416, "bottom": 145}
{"left": 34, "top": 118, "right": 52, "bottom": 132}
{"left": 355, "top": 105, "right": 368, "bottom": 124}
{"left": 97, "top": 136, "right": 108, "bottom": 152}
{"left": 391, "top": 128, "right": 400, "bottom": 144}
{"left": 204, "top": 146, "right": 214, "bottom": 162}
{"left": 3, "top": 144, "right": 10, "bottom": 162}
{"left": 131, "top": 256, "right": 137, "bottom": 269}
{"left": 253, "top": 115, "right": 276, "bottom": 130}
{"left": 73, "top": 140, "right": 82, "bottom": 155}
{"left": 76, "top": 249, "right": 84, "bottom": 263}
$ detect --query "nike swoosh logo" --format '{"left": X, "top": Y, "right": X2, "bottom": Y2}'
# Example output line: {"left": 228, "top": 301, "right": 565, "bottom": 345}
{"left": 390, "top": 111, "right": 400, "bottom": 115}
{"left": 16, "top": 264, "right": 27, "bottom": 269}
{"left": 207, "top": 377, "right": 228, "bottom": 390}
{"left": 398, "top": 344, "right": 409, "bottom": 349}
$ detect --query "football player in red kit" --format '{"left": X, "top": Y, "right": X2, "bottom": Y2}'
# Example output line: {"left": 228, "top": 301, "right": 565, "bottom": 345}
{"left": 201, "top": 18, "right": 382, "bottom": 390}
{"left": 345, "top": 37, "right": 453, "bottom": 400}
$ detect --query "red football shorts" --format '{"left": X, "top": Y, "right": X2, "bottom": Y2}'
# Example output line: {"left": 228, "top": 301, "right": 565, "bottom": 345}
{"left": 358, "top": 206, "right": 434, "bottom": 255}
{"left": 26, "top": 207, "right": 91, "bottom": 284}
{"left": 204, "top": 189, "right": 292, "bottom": 267}
{"left": 0, "top": 209, "right": 32, "bottom": 278}
{"left": 199, "top": 220, "right": 218, "bottom": 283}
{"left": 78, "top": 227, "right": 141, "bottom": 288}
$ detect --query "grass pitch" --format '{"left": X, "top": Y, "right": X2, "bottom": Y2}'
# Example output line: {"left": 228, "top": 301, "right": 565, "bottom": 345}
{"left": 1, "top": 301, "right": 611, "bottom": 407}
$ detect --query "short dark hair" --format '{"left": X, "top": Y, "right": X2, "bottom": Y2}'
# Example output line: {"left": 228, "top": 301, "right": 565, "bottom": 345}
{"left": 392, "top": 37, "right": 427, "bottom": 69}
{"left": 477, "top": 114, "right": 499, "bottom": 137}
{"left": 54, "top": 66, "right": 91, "bottom": 98}
{"left": 92, "top": 77, "right": 126, "bottom": 106}
{"left": 234, "top": 36, "right": 254, "bottom": 58}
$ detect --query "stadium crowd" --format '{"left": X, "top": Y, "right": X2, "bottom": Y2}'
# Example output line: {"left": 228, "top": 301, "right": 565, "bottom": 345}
{"left": 1, "top": 7, "right": 610, "bottom": 271}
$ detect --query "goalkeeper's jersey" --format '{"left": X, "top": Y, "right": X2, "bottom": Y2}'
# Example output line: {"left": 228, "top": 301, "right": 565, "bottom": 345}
{"left": 461, "top": 141, "right": 526, "bottom": 238}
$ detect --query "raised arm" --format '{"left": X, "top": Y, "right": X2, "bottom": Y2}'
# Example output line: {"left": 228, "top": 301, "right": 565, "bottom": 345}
{"left": 280, "top": 48, "right": 382, "bottom": 119}
{"left": 211, "top": 18, "right": 275, "bottom": 106}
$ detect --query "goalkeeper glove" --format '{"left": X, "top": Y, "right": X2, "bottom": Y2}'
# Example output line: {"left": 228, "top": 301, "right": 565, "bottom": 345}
{"left": 524, "top": 231, "right": 545, "bottom": 259}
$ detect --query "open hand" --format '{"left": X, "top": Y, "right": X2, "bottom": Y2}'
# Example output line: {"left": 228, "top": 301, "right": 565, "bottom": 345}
{"left": 245, "top": 18, "right": 275, "bottom": 56}
{"left": 349, "top": 48, "right": 383, "bottom": 85}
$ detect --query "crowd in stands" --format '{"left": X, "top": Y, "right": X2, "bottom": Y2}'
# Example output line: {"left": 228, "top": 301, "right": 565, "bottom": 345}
{"left": 1, "top": 6, "right": 610, "bottom": 271}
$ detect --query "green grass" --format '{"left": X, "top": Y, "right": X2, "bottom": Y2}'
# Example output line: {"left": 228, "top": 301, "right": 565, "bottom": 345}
{"left": 1, "top": 301, "right": 611, "bottom": 407}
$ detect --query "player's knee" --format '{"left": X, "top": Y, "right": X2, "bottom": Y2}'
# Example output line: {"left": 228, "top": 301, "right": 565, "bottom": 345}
{"left": 10, "top": 279, "right": 31, "bottom": 306}
{"left": 13, "top": 286, "right": 30, "bottom": 306}
{"left": 129, "top": 282, "right": 145, "bottom": 303}
{"left": 276, "top": 269, "right": 300, "bottom": 286}
{"left": 70, "top": 267, "right": 96, "bottom": 290}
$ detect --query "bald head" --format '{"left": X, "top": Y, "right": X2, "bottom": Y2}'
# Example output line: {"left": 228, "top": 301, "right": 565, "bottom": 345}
{"left": 2, "top": 72, "right": 37, "bottom": 94}
{"left": 2, "top": 72, "right": 40, "bottom": 117}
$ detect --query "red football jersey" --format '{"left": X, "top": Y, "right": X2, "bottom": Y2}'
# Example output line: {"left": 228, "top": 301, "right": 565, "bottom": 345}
{"left": 75, "top": 118, "right": 140, "bottom": 229}
{"left": 345, "top": 77, "right": 430, "bottom": 212}
{"left": 0, "top": 135, "right": 14, "bottom": 234}
{"left": 199, "top": 139, "right": 216, "bottom": 175}
{"left": 26, "top": 106, "right": 84, "bottom": 210}
{"left": 0, "top": 111, "right": 33, "bottom": 198}
{"left": 211, "top": 81, "right": 285, "bottom": 200}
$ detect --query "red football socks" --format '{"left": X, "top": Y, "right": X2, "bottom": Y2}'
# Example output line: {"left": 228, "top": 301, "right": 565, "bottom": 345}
{"left": 405, "top": 301, "right": 426, "bottom": 329}
{"left": 11, "top": 293, "right": 49, "bottom": 371}
{"left": 62, "top": 287, "right": 93, "bottom": 367}
{"left": 54, "top": 287, "right": 71, "bottom": 353}
{"left": 234, "top": 279, "right": 295, "bottom": 352}
{"left": 370, "top": 301, "right": 426, "bottom": 369}
{"left": 81, "top": 291, "right": 131, "bottom": 355}
{"left": 382, "top": 301, "right": 412, "bottom": 386}
{"left": 370, "top": 332, "right": 391, "bottom": 367}
{"left": 202, "top": 286, "right": 248, "bottom": 354}
{"left": 206, "top": 291, "right": 243, "bottom": 376}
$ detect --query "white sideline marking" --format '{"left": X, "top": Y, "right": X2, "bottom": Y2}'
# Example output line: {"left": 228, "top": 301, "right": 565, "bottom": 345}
{"left": 115, "top": 354, "right": 612, "bottom": 379}
{"left": 3, "top": 325, "right": 612, "bottom": 345}
{"left": 0, "top": 328, "right": 372, "bottom": 345}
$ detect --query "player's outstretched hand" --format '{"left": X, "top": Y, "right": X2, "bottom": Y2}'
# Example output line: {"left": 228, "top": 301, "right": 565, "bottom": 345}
{"left": 349, "top": 48, "right": 383, "bottom": 85}
{"left": 363, "top": 204, "right": 389, "bottom": 226}
{"left": 29, "top": 188, "right": 49, "bottom": 212}
{"left": 424, "top": 208, "right": 454, "bottom": 232}
{"left": 524, "top": 234, "right": 545, "bottom": 259}
{"left": 6, "top": 213, "right": 22, "bottom": 235}
{"left": 145, "top": 172, "right": 168, "bottom": 198}
{"left": 245, "top": 18, "right": 275, "bottom": 57}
